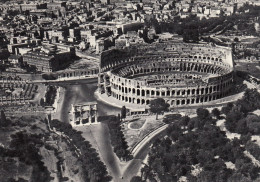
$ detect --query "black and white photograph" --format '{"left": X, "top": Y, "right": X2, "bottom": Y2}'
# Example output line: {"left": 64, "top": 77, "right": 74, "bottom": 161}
{"left": 0, "top": 0, "right": 260, "bottom": 181}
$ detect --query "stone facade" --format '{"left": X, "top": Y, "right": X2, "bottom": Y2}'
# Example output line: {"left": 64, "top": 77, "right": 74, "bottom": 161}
{"left": 98, "top": 42, "right": 234, "bottom": 107}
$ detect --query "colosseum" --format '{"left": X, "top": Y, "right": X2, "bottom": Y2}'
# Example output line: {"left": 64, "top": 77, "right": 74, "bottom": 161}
{"left": 98, "top": 41, "right": 234, "bottom": 107}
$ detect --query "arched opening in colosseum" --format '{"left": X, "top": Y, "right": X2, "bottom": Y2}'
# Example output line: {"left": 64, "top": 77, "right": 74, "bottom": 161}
{"left": 196, "top": 98, "right": 200, "bottom": 103}
{"left": 191, "top": 89, "right": 195, "bottom": 95}
{"left": 171, "top": 100, "right": 175, "bottom": 105}
{"left": 146, "top": 100, "right": 150, "bottom": 105}
{"left": 137, "top": 99, "right": 140, "bottom": 104}
{"left": 137, "top": 89, "right": 140, "bottom": 96}
{"left": 156, "top": 91, "right": 160, "bottom": 96}
{"left": 201, "top": 88, "right": 204, "bottom": 94}
{"left": 176, "top": 100, "right": 180, "bottom": 105}
{"left": 162, "top": 91, "right": 165, "bottom": 96}
{"left": 151, "top": 90, "right": 155, "bottom": 95}
{"left": 205, "top": 88, "right": 208, "bottom": 94}
{"left": 192, "top": 99, "right": 195, "bottom": 104}
{"left": 187, "top": 90, "right": 190, "bottom": 95}
{"left": 181, "top": 100, "right": 185, "bottom": 105}
{"left": 141, "top": 99, "right": 145, "bottom": 105}
{"left": 209, "top": 87, "right": 213, "bottom": 93}
{"left": 142, "top": 90, "right": 145, "bottom": 96}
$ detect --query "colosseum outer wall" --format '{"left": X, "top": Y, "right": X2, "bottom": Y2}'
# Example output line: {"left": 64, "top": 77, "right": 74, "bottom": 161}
{"left": 98, "top": 42, "right": 234, "bottom": 107}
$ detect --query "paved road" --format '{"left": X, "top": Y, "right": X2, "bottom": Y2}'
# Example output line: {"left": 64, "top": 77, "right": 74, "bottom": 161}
{"left": 119, "top": 128, "right": 168, "bottom": 182}
{"left": 131, "top": 124, "right": 168, "bottom": 157}
{"left": 56, "top": 82, "right": 120, "bottom": 123}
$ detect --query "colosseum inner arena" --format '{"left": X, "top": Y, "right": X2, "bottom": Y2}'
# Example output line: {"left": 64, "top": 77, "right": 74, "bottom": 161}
{"left": 98, "top": 41, "right": 234, "bottom": 108}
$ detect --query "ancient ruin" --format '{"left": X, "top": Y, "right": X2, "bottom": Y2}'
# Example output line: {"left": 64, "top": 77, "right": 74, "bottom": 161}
{"left": 70, "top": 102, "right": 98, "bottom": 126}
{"left": 98, "top": 42, "right": 234, "bottom": 107}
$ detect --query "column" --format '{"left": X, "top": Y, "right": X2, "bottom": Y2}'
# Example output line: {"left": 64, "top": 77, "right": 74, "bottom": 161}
{"left": 94, "top": 110, "right": 98, "bottom": 123}
{"left": 88, "top": 110, "right": 91, "bottom": 123}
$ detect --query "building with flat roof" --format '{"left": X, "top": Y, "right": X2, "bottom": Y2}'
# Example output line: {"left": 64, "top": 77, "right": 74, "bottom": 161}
{"left": 23, "top": 50, "right": 56, "bottom": 72}
{"left": 23, "top": 43, "right": 76, "bottom": 72}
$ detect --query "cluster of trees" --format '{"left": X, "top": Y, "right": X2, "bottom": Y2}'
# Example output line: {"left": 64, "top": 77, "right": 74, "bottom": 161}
{"left": 136, "top": 107, "right": 260, "bottom": 182}
{"left": 43, "top": 86, "right": 57, "bottom": 106}
{"left": 105, "top": 115, "right": 131, "bottom": 161}
{"left": 224, "top": 89, "right": 260, "bottom": 134}
{"left": 50, "top": 119, "right": 111, "bottom": 182}
{"left": 144, "top": 4, "right": 260, "bottom": 43}
{"left": 0, "top": 131, "right": 51, "bottom": 182}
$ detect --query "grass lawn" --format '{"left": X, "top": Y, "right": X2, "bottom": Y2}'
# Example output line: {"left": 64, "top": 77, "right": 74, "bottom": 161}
{"left": 123, "top": 116, "right": 164, "bottom": 150}
{"left": 129, "top": 119, "right": 146, "bottom": 129}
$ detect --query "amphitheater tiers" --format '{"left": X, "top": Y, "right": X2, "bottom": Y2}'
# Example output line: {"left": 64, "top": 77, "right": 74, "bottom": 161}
{"left": 98, "top": 41, "right": 234, "bottom": 107}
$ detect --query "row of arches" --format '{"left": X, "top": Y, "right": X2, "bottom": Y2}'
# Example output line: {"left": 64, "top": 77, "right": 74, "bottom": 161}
{"left": 111, "top": 89, "right": 231, "bottom": 106}
{"left": 114, "top": 62, "right": 227, "bottom": 79}
{"left": 59, "top": 69, "right": 98, "bottom": 78}
{"left": 111, "top": 79, "right": 233, "bottom": 98}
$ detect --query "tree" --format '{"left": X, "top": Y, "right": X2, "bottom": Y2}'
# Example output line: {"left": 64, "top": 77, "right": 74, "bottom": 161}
{"left": 40, "top": 98, "right": 45, "bottom": 106}
{"left": 0, "top": 110, "right": 8, "bottom": 127}
{"left": 221, "top": 103, "right": 233, "bottom": 115}
{"left": 130, "top": 176, "right": 143, "bottom": 182}
{"left": 183, "top": 29, "right": 199, "bottom": 43}
{"left": 212, "top": 108, "right": 221, "bottom": 119}
{"left": 196, "top": 108, "right": 210, "bottom": 120}
{"left": 180, "top": 115, "right": 190, "bottom": 126}
{"left": 121, "top": 106, "right": 126, "bottom": 121}
{"left": 150, "top": 98, "right": 170, "bottom": 120}
{"left": 234, "top": 37, "right": 239, "bottom": 42}
{"left": 228, "top": 173, "right": 251, "bottom": 182}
